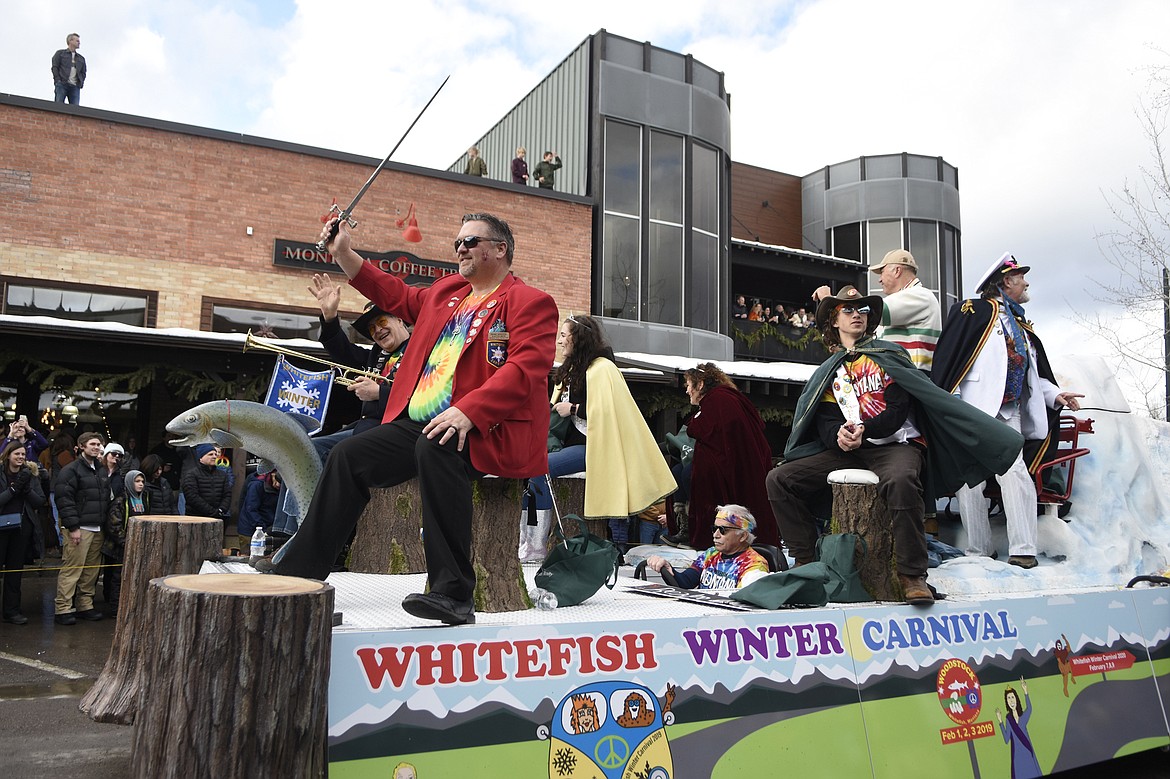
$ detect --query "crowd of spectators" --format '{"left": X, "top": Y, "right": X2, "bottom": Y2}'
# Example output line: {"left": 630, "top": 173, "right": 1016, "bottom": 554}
{"left": 731, "top": 294, "right": 812, "bottom": 328}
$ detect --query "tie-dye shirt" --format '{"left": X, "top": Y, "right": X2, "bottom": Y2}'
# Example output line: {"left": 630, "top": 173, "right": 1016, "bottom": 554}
{"left": 681, "top": 546, "right": 769, "bottom": 590}
{"left": 408, "top": 291, "right": 491, "bottom": 422}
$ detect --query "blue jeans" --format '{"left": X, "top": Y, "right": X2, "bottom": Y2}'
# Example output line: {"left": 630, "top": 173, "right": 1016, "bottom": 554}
{"left": 271, "top": 429, "right": 352, "bottom": 535}
{"left": 524, "top": 445, "right": 586, "bottom": 511}
{"left": 54, "top": 83, "right": 80, "bottom": 105}
{"left": 638, "top": 519, "right": 665, "bottom": 544}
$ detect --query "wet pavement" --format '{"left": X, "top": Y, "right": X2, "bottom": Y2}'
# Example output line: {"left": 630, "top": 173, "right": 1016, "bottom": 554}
{"left": 1, "top": 564, "right": 1168, "bottom": 778}
{"left": 0, "top": 566, "right": 130, "bottom": 778}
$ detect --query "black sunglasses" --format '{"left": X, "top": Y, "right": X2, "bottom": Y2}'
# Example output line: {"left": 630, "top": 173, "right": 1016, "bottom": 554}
{"left": 711, "top": 524, "right": 740, "bottom": 536}
{"left": 838, "top": 305, "right": 871, "bottom": 315}
{"left": 454, "top": 235, "right": 503, "bottom": 252}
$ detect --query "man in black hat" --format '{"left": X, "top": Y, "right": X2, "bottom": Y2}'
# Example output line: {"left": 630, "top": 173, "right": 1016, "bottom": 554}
{"left": 270, "top": 274, "right": 411, "bottom": 540}
{"left": 932, "top": 253, "right": 1084, "bottom": 569}
{"left": 766, "top": 286, "right": 1023, "bottom": 604}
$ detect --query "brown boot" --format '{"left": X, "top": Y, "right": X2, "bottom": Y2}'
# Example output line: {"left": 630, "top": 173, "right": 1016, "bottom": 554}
{"left": 923, "top": 514, "right": 939, "bottom": 537}
{"left": 898, "top": 574, "right": 935, "bottom": 606}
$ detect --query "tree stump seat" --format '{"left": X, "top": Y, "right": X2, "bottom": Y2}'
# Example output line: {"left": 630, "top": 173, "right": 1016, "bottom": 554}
{"left": 80, "top": 515, "right": 224, "bottom": 725}
{"left": 350, "top": 476, "right": 546, "bottom": 613}
{"left": 827, "top": 469, "right": 904, "bottom": 602}
{"left": 129, "top": 573, "right": 334, "bottom": 779}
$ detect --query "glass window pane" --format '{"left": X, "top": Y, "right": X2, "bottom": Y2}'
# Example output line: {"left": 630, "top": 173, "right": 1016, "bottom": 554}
{"left": 602, "top": 214, "right": 640, "bottom": 320}
{"left": 832, "top": 223, "right": 861, "bottom": 262}
{"left": 650, "top": 131, "right": 683, "bottom": 223}
{"left": 908, "top": 220, "right": 939, "bottom": 290}
{"left": 604, "top": 120, "right": 641, "bottom": 216}
{"left": 691, "top": 231, "right": 718, "bottom": 331}
{"left": 648, "top": 223, "right": 683, "bottom": 325}
{"left": 865, "top": 154, "right": 902, "bottom": 180}
{"left": 6, "top": 284, "right": 147, "bottom": 326}
{"left": 867, "top": 219, "right": 902, "bottom": 264}
{"left": 692, "top": 144, "right": 719, "bottom": 233}
{"left": 212, "top": 305, "right": 321, "bottom": 340}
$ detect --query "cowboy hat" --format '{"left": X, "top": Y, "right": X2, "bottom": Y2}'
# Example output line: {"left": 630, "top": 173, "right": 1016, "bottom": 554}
{"left": 814, "top": 285, "right": 883, "bottom": 334}
{"left": 353, "top": 303, "right": 397, "bottom": 338}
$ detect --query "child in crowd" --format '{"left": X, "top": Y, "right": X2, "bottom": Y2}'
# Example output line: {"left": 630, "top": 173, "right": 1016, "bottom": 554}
{"left": 104, "top": 469, "right": 150, "bottom": 613}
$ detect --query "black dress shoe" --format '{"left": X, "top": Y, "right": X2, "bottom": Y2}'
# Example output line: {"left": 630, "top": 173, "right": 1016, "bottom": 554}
{"left": 3, "top": 613, "right": 28, "bottom": 625}
{"left": 402, "top": 592, "right": 475, "bottom": 625}
{"left": 77, "top": 608, "right": 105, "bottom": 621}
{"left": 54, "top": 613, "right": 77, "bottom": 625}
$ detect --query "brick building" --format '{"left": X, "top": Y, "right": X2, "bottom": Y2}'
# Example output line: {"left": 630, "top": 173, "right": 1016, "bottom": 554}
{"left": 0, "top": 94, "right": 591, "bottom": 451}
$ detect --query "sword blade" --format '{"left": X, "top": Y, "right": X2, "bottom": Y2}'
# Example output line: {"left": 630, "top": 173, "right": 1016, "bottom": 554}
{"left": 338, "top": 74, "right": 451, "bottom": 220}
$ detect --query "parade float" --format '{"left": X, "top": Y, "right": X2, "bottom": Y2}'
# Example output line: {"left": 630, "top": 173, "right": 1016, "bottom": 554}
{"left": 199, "top": 354, "right": 1170, "bottom": 778}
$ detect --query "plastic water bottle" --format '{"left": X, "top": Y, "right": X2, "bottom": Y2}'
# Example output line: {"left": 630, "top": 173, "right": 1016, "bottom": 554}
{"left": 529, "top": 587, "right": 558, "bottom": 610}
{"left": 250, "top": 528, "right": 267, "bottom": 562}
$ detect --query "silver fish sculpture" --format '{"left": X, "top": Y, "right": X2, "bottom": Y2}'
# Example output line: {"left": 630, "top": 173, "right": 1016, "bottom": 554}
{"left": 165, "top": 400, "right": 322, "bottom": 539}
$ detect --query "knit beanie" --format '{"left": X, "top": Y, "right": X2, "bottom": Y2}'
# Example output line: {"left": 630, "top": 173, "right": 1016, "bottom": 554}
{"left": 194, "top": 443, "right": 216, "bottom": 460}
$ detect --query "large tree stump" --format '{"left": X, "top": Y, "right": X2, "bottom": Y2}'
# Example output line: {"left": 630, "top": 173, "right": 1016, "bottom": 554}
{"left": 130, "top": 573, "right": 333, "bottom": 779}
{"left": 828, "top": 470, "right": 902, "bottom": 602}
{"left": 349, "top": 482, "right": 426, "bottom": 574}
{"left": 80, "top": 515, "right": 224, "bottom": 725}
{"left": 472, "top": 478, "right": 530, "bottom": 613}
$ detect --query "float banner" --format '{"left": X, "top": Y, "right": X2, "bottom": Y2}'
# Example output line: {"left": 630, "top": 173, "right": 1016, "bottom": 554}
{"left": 263, "top": 354, "right": 332, "bottom": 431}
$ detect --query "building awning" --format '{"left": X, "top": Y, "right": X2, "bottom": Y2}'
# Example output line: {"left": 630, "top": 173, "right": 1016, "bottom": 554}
{"left": 615, "top": 351, "right": 816, "bottom": 389}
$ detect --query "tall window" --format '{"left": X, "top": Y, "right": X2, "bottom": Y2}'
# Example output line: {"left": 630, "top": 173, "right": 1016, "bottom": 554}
{"left": 648, "top": 131, "right": 684, "bottom": 325}
{"left": 602, "top": 120, "right": 642, "bottom": 320}
{"left": 908, "top": 220, "right": 939, "bottom": 291}
{"left": 866, "top": 219, "right": 902, "bottom": 295}
{"left": 691, "top": 143, "right": 719, "bottom": 332}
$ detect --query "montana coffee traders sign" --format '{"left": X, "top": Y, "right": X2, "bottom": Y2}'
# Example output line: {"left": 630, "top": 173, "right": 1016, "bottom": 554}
{"left": 274, "top": 239, "right": 458, "bottom": 286}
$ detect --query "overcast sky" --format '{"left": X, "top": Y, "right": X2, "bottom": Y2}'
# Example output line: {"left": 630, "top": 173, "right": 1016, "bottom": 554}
{"left": 3, "top": 0, "right": 1168, "bottom": 410}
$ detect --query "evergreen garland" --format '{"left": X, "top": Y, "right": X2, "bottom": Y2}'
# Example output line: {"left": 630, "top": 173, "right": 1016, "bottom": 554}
{"left": 0, "top": 351, "right": 267, "bottom": 402}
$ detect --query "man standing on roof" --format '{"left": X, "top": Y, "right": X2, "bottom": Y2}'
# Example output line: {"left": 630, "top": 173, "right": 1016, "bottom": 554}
{"left": 931, "top": 253, "right": 1083, "bottom": 569}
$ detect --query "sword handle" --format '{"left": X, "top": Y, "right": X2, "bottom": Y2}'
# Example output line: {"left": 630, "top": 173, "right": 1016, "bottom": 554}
{"left": 315, "top": 205, "right": 358, "bottom": 252}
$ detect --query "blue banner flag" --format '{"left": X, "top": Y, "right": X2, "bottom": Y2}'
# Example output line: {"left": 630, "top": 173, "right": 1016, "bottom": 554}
{"left": 262, "top": 354, "right": 333, "bottom": 433}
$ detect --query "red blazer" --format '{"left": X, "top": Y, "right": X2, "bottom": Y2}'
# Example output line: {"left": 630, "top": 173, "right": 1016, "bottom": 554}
{"left": 350, "top": 261, "right": 558, "bottom": 478}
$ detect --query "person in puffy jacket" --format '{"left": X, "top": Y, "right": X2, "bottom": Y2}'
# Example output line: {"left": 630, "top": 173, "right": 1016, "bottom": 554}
{"left": 181, "top": 444, "right": 230, "bottom": 520}
{"left": 53, "top": 432, "right": 109, "bottom": 624}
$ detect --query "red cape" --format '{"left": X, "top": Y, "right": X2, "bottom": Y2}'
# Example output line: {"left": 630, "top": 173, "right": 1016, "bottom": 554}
{"left": 686, "top": 385, "right": 779, "bottom": 548}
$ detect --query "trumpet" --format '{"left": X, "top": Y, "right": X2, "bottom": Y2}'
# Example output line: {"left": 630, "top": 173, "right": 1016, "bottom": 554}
{"left": 242, "top": 330, "right": 387, "bottom": 387}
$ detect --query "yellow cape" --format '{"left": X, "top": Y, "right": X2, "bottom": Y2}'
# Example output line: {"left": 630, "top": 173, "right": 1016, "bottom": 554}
{"left": 557, "top": 358, "right": 677, "bottom": 520}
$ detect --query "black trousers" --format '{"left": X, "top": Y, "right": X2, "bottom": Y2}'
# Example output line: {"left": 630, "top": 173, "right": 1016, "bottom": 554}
{"left": 0, "top": 522, "right": 28, "bottom": 617}
{"left": 275, "top": 418, "right": 482, "bottom": 600}
{"left": 766, "top": 443, "right": 928, "bottom": 576}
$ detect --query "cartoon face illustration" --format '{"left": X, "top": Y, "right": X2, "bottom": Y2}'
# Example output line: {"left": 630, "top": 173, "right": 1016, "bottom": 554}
{"left": 616, "top": 692, "right": 656, "bottom": 728}
{"left": 570, "top": 693, "right": 600, "bottom": 734}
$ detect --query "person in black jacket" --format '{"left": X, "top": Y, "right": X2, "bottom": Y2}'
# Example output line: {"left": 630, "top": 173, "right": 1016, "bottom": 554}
{"left": 52, "top": 431, "right": 108, "bottom": 624}
{"left": 181, "top": 444, "right": 231, "bottom": 520}
{"left": 0, "top": 440, "right": 46, "bottom": 625}
{"left": 50, "top": 33, "right": 86, "bottom": 105}
{"left": 139, "top": 453, "right": 176, "bottom": 514}
{"left": 270, "top": 274, "right": 410, "bottom": 539}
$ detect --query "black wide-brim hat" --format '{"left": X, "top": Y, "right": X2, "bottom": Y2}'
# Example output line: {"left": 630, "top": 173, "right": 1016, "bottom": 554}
{"left": 814, "top": 285, "right": 884, "bottom": 335}
{"left": 353, "top": 303, "right": 393, "bottom": 336}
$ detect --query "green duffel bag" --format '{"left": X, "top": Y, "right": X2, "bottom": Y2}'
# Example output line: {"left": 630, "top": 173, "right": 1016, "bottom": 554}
{"left": 534, "top": 521, "right": 620, "bottom": 607}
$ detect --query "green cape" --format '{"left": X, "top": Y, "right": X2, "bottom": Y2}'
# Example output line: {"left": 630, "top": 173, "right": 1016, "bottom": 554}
{"left": 784, "top": 337, "right": 1023, "bottom": 496}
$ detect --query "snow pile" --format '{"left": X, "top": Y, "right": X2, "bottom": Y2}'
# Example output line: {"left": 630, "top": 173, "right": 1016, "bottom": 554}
{"left": 932, "top": 355, "right": 1170, "bottom": 596}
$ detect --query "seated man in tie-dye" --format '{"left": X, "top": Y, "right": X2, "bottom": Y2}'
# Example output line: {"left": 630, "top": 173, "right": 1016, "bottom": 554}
{"left": 644, "top": 505, "right": 768, "bottom": 589}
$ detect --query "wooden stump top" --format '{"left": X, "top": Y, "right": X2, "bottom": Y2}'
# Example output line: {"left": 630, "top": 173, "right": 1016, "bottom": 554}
{"left": 133, "top": 515, "right": 222, "bottom": 525}
{"left": 157, "top": 573, "right": 330, "bottom": 597}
